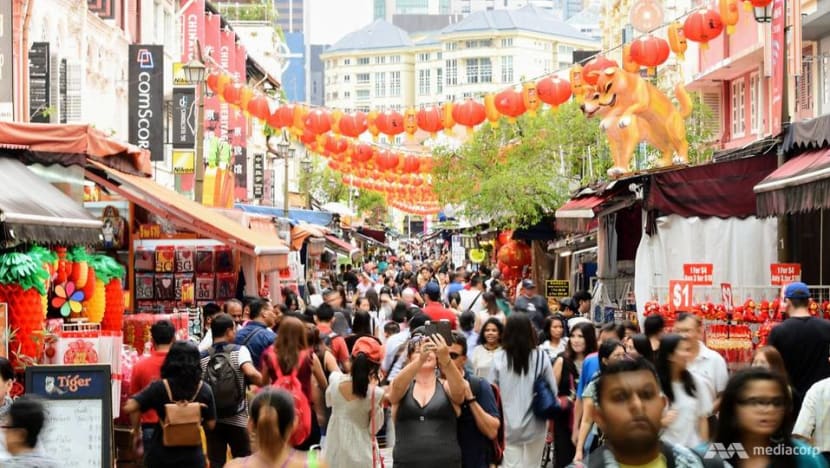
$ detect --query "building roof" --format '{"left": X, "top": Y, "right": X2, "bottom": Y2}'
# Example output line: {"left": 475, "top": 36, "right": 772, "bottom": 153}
{"left": 565, "top": 5, "right": 601, "bottom": 27}
{"left": 326, "top": 19, "right": 413, "bottom": 53}
{"left": 440, "top": 4, "right": 594, "bottom": 42}
{"left": 413, "top": 30, "right": 442, "bottom": 46}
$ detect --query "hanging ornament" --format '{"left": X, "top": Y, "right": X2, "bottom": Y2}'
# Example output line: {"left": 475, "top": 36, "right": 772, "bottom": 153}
{"left": 247, "top": 95, "right": 270, "bottom": 122}
{"left": 292, "top": 105, "right": 308, "bottom": 136}
{"left": 630, "top": 35, "right": 670, "bottom": 74}
{"left": 324, "top": 134, "right": 348, "bottom": 155}
{"left": 441, "top": 102, "right": 455, "bottom": 135}
{"left": 239, "top": 87, "right": 254, "bottom": 115}
{"left": 668, "top": 22, "right": 688, "bottom": 61}
{"left": 537, "top": 76, "right": 572, "bottom": 110}
{"left": 570, "top": 65, "right": 586, "bottom": 103}
{"left": 403, "top": 107, "right": 418, "bottom": 141}
{"left": 417, "top": 107, "right": 443, "bottom": 137}
{"left": 452, "top": 99, "right": 486, "bottom": 134}
{"left": 683, "top": 8, "right": 724, "bottom": 50}
{"left": 206, "top": 73, "right": 220, "bottom": 92}
{"left": 215, "top": 73, "right": 232, "bottom": 95}
{"left": 494, "top": 89, "right": 526, "bottom": 123}
{"left": 304, "top": 109, "right": 332, "bottom": 136}
{"left": 622, "top": 44, "right": 641, "bottom": 73}
{"left": 630, "top": 0, "right": 665, "bottom": 32}
{"left": 719, "top": 0, "right": 740, "bottom": 34}
{"left": 330, "top": 109, "right": 344, "bottom": 134}
{"left": 339, "top": 111, "right": 368, "bottom": 138}
{"left": 376, "top": 110, "right": 405, "bottom": 139}
{"left": 222, "top": 83, "right": 242, "bottom": 105}
{"left": 483, "top": 93, "right": 501, "bottom": 127}
{"left": 581, "top": 56, "right": 618, "bottom": 86}
{"left": 401, "top": 155, "right": 421, "bottom": 174}
{"left": 374, "top": 150, "right": 401, "bottom": 171}
{"left": 269, "top": 105, "right": 295, "bottom": 129}
{"left": 367, "top": 110, "right": 380, "bottom": 141}
{"left": 522, "top": 82, "right": 541, "bottom": 116}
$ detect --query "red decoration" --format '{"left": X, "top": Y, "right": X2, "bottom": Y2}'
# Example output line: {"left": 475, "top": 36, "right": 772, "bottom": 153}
{"left": 537, "top": 76, "right": 572, "bottom": 108}
{"left": 630, "top": 35, "right": 670, "bottom": 73}
{"left": 247, "top": 95, "right": 270, "bottom": 121}
{"left": 299, "top": 128, "right": 317, "bottom": 145}
{"left": 452, "top": 99, "right": 486, "bottom": 132}
{"left": 324, "top": 134, "right": 349, "bottom": 154}
{"left": 374, "top": 150, "right": 401, "bottom": 171}
{"left": 353, "top": 143, "right": 374, "bottom": 163}
{"left": 339, "top": 112, "right": 368, "bottom": 138}
{"left": 497, "top": 230, "right": 513, "bottom": 246}
{"left": 750, "top": 0, "right": 772, "bottom": 5}
{"left": 268, "top": 105, "right": 294, "bottom": 129}
{"left": 206, "top": 73, "right": 220, "bottom": 92}
{"left": 375, "top": 110, "right": 405, "bottom": 138}
{"left": 223, "top": 83, "right": 243, "bottom": 105}
{"left": 581, "top": 56, "right": 619, "bottom": 85}
{"left": 497, "top": 240, "right": 531, "bottom": 267}
{"left": 304, "top": 109, "right": 332, "bottom": 136}
{"left": 493, "top": 89, "right": 526, "bottom": 122}
{"left": 215, "top": 74, "right": 232, "bottom": 95}
{"left": 401, "top": 155, "right": 421, "bottom": 174}
{"left": 417, "top": 107, "right": 443, "bottom": 136}
{"left": 683, "top": 8, "right": 724, "bottom": 50}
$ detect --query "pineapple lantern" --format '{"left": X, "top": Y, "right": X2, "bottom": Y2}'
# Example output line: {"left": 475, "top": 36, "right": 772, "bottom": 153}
{"left": 0, "top": 251, "right": 50, "bottom": 371}
{"left": 87, "top": 254, "right": 125, "bottom": 327}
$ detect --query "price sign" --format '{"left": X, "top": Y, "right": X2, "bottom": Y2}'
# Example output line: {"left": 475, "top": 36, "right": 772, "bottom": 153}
{"left": 683, "top": 263, "right": 713, "bottom": 285}
{"left": 721, "top": 283, "right": 734, "bottom": 313}
{"left": 770, "top": 263, "right": 801, "bottom": 285}
{"left": 668, "top": 280, "right": 694, "bottom": 313}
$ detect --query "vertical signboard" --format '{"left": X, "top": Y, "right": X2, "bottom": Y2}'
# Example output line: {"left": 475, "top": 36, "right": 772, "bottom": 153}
{"left": 172, "top": 87, "right": 196, "bottom": 147}
{"left": 29, "top": 42, "right": 51, "bottom": 123}
{"left": 0, "top": 1, "right": 14, "bottom": 121}
{"left": 219, "top": 29, "right": 235, "bottom": 140}
{"left": 233, "top": 42, "right": 248, "bottom": 201}
{"left": 180, "top": 0, "right": 205, "bottom": 63}
{"left": 128, "top": 45, "right": 164, "bottom": 161}
{"left": 770, "top": 0, "right": 785, "bottom": 133}
{"left": 203, "top": 13, "right": 222, "bottom": 136}
{"left": 253, "top": 153, "right": 265, "bottom": 199}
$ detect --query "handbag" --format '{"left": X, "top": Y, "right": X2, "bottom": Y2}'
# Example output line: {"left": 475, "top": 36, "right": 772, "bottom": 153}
{"left": 370, "top": 386, "right": 385, "bottom": 468}
{"left": 532, "top": 350, "right": 560, "bottom": 420}
{"left": 161, "top": 379, "right": 204, "bottom": 447}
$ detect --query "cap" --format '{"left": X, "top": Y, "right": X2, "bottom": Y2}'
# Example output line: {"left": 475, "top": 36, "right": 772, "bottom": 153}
{"left": 521, "top": 279, "right": 536, "bottom": 289}
{"left": 352, "top": 337, "right": 383, "bottom": 363}
{"left": 784, "top": 282, "right": 811, "bottom": 299}
{"left": 424, "top": 282, "right": 441, "bottom": 296}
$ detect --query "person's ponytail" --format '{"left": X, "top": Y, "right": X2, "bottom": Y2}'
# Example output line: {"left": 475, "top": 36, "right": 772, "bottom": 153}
{"left": 351, "top": 353, "right": 371, "bottom": 398}
{"left": 256, "top": 402, "right": 283, "bottom": 453}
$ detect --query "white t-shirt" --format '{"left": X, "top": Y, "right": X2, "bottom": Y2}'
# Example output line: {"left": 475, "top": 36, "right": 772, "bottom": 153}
{"left": 471, "top": 344, "right": 501, "bottom": 379}
{"left": 459, "top": 288, "right": 486, "bottom": 314}
{"left": 662, "top": 373, "right": 713, "bottom": 447}
{"left": 688, "top": 342, "right": 729, "bottom": 403}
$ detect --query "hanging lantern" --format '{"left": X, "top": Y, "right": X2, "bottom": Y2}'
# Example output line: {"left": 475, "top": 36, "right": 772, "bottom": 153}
{"left": 483, "top": 93, "right": 501, "bottom": 127}
{"left": 494, "top": 89, "right": 526, "bottom": 123}
{"left": 374, "top": 150, "right": 401, "bottom": 171}
{"left": 339, "top": 111, "right": 368, "bottom": 138}
{"left": 452, "top": 99, "right": 486, "bottom": 134}
{"left": 537, "top": 76, "right": 572, "bottom": 110}
{"left": 581, "top": 56, "right": 619, "bottom": 86}
{"left": 367, "top": 110, "right": 380, "bottom": 141}
{"left": 247, "top": 95, "right": 270, "bottom": 121}
{"left": 376, "top": 110, "right": 405, "bottom": 138}
{"left": 622, "top": 44, "right": 641, "bottom": 73}
{"left": 292, "top": 105, "right": 308, "bottom": 136}
{"left": 215, "top": 73, "right": 232, "bottom": 95}
{"left": 206, "top": 72, "right": 220, "bottom": 92}
{"left": 668, "top": 22, "right": 688, "bottom": 61}
{"left": 441, "top": 102, "right": 455, "bottom": 135}
{"left": 402, "top": 155, "right": 421, "bottom": 174}
{"left": 269, "top": 105, "right": 295, "bottom": 129}
{"left": 304, "top": 109, "right": 332, "bottom": 136}
{"left": 330, "top": 108, "right": 344, "bottom": 134}
{"left": 353, "top": 143, "right": 374, "bottom": 163}
{"left": 629, "top": 0, "right": 665, "bottom": 32}
{"left": 497, "top": 240, "right": 532, "bottom": 267}
{"left": 720, "top": 0, "right": 740, "bottom": 34}
{"left": 299, "top": 128, "right": 317, "bottom": 145}
{"left": 239, "top": 87, "right": 254, "bottom": 114}
{"left": 630, "top": 35, "right": 670, "bottom": 74}
{"left": 570, "top": 65, "right": 586, "bottom": 103}
{"left": 223, "top": 83, "right": 243, "bottom": 105}
{"left": 683, "top": 8, "right": 724, "bottom": 50}
{"left": 324, "top": 134, "right": 348, "bottom": 155}
{"left": 417, "top": 107, "right": 443, "bottom": 137}
{"left": 403, "top": 107, "right": 419, "bottom": 141}
{"left": 522, "top": 82, "right": 541, "bottom": 116}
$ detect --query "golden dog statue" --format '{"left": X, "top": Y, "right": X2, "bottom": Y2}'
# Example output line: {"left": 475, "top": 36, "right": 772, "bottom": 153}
{"left": 580, "top": 67, "right": 692, "bottom": 177}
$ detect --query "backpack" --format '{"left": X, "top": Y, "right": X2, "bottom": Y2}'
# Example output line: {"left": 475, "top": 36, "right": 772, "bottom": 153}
{"left": 267, "top": 350, "right": 312, "bottom": 447}
{"left": 320, "top": 331, "right": 337, "bottom": 348}
{"left": 203, "top": 344, "right": 244, "bottom": 419}
{"left": 161, "top": 379, "right": 204, "bottom": 447}
{"left": 484, "top": 379, "right": 506, "bottom": 465}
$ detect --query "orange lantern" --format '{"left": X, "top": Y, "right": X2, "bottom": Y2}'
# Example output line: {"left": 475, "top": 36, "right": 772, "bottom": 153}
{"left": 292, "top": 105, "right": 307, "bottom": 136}
{"left": 522, "top": 82, "right": 541, "bottom": 116}
{"left": 570, "top": 65, "right": 586, "bottom": 103}
{"left": 537, "top": 76, "right": 572, "bottom": 109}
{"left": 483, "top": 93, "right": 501, "bottom": 127}
{"left": 247, "top": 95, "right": 270, "bottom": 121}
{"left": 376, "top": 110, "right": 405, "bottom": 138}
{"left": 339, "top": 111, "right": 368, "bottom": 138}
{"left": 497, "top": 240, "right": 531, "bottom": 267}
{"left": 403, "top": 107, "right": 418, "bottom": 140}
{"left": 299, "top": 128, "right": 317, "bottom": 145}
{"left": 401, "top": 155, "right": 421, "bottom": 174}
{"left": 367, "top": 110, "right": 380, "bottom": 141}
{"left": 720, "top": 0, "right": 740, "bottom": 34}
{"left": 494, "top": 89, "right": 526, "bottom": 123}
{"left": 223, "top": 83, "right": 242, "bottom": 105}
{"left": 353, "top": 143, "right": 374, "bottom": 163}
{"left": 668, "top": 22, "right": 688, "bottom": 61}
{"left": 630, "top": 35, "right": 670, "bottom": 74}
{"left": 215, "top": 73, "right": 232, "bottom": 95}
{"left": 622, "top": 44, "right": 641, "bottom": 73}
{"left": 417, "top": 107, "right": 443, "bottom": 136}
{"left": 239, "top": 87, "right": 254, "bottom": 114}
{"left": 374, "top": 150, "right": 400, "bottom": 171}
{"left": 206, "top": 72, "right": 220, "bottom": 92}
{"left": 441, "top": 102, "right": 455, "bottom": 135}
{"left": 304, "top": 109, "right": 332, "bottom": 136}
{"left": 683, "top": 8, "right": 724, "bottom": 50}
{"left": 324, "top": 134, "right": 348, "bottom": 155}
{"left": 581, "top": 56, "right": 619, "bottom": 86}
{"left": 452, "top": 99, "right": 486, "bottom": 134}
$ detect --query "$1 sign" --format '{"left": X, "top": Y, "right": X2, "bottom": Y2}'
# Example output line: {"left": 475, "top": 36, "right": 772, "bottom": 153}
{"left": 668, "top": 280, "right": 694, "bottom": 313}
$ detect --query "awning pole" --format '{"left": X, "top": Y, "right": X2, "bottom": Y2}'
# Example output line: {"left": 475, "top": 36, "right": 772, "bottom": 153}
{"left": 821, "top": 208, "right": 824, "bottom": 287}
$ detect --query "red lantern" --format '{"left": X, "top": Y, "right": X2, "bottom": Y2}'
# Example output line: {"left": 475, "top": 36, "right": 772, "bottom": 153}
{"left": 324, "top": 134, "right": 348, "bottom": 154}
{"left": 494, "top": 89, "right": 526, "bottom": 123}
{"left": 537, "top": 76, "right": 572, "bottom": 109}
{"left": 375, "top": 110, "right": 405, "bottom": 138}
{"left": 374, "top": 150, "right": 400, "bottom": 171}
{"left": 304, "top": 109, "right": 332, "bottom": 136}
{"left": 417, "top": 107, "right": 444, "bottom": 136}
{"left": 247, "top": 95, "right": 270, "bottom": 121}
{"left": 215, "top": 73, "right": 232, "bottom": 95}
{"left": 223, "top": 83, "right": 243, "bottom": 105}
{"left": 630, "top": 35, "right": 670, "bottom": 74}
{"left": 339, "top": 112, "right": 368, "bottom": 138}
{"left": 683, "top": 8, "right": 724, "bottom": 50}
{"left": 268, "top": 105, "right": 295, "bottom": 129}
{"left": 497, "top": 230, "right": 513, "bottom": 246}
{"left": 206, "top": 72, "right": 220, "bottom": 92}
{"left": 353, "top": 143, "right": 374, "bottom": 163}
{"left": 299, "top": 128, "right": 317, "bottom": 145}
{"left": 581, "top": 56, "right": 619, "bottom": 85}
{"left": 401, "top": 155, "right": 421, "bottom": 174}
{"left": 749, "top": 0, "right": 772, "bottom": 5}
{"left": 452, "top": 99, "right": 486, "bottom": 133}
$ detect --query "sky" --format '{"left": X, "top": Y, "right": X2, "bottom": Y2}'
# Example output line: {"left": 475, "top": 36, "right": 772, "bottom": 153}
{"left": 306, "top": 0, "right": 374, "bottom": 45}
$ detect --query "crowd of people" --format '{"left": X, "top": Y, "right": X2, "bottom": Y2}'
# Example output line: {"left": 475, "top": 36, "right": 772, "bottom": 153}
{"left": 82, "top": 256, "right": 830, "bottom": 468}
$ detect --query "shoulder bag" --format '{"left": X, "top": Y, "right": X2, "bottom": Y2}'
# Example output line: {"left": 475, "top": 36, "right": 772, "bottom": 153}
{"left": 531, "top": 350, "right": 560, "bottom": 420}
{"left": 161, "top": 379, "right": 204, "bottom": 447}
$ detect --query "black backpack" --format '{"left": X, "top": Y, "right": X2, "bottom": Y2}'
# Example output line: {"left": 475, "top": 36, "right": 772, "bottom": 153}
{"left": 204, "top": 344, "right": 243, "bottom": 419}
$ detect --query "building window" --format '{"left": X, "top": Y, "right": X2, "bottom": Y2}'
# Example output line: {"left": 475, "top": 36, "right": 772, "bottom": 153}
{"left": 357, "top": 105, "right": 370, "bottom": 112}
{"left": 418, "top": 53, "right": 430, "bottom": 62}
{"left": 501, "top": 38, "right": 513, "bottom": 47}
{"left": 390, "top": 55, "right": 401, "bottom": 64}
{"left": 467, "top": 59, "right": 479, "bottom": 84}
{"left": 749, "top": 72, "right": 760, "bottom": 134}
{"left": 419, "top": 69, "right": 431, "bottom": 95}
{"left": 558, "top": 44, "right": 575, "bottom": 69}
{"left": 344, "top": 91, "right": 350, "bottom": 99}
{"left": 357, "top": 57, "right": 370, "bottom": 65}
{"left": 344, "top": 58, "right": 351, "bottom": 65}
{"left": 375, "top": 72, "right": 386, "bottom": 97}
{"left": 357, "top": 89, "right": 370, "bottom": 99}
{"left": 467, "top": 58, "right": 492, "bottom": 84}
{"left": 445, "top": 42, "right": 457, "bottom": 51}
{"left": 731, "top": 78, "right": 745, "bottom": 137}
{"left": 356, "top": 73, "right": 370, "bottom": 84}
{"left": 446, "top": 59, "right": 457, "bottom": 86}
{"left": 544, "top": 59, "right": 552, "bottom": 73}
{"left": 390, "top": 71, "right": 401, "bottom": 97}
{"left": 344, "top": 75, "right": 350, "bottom": 83}
{"left": 502, "top": 56, "right": 513, "bottom": 82}
{"left": 465, "top": 39, "right": 492, "bottom": 48}
{"left": 375, "top": 56, "right": 386, "bottom": 64}
{"left": 436, "top": 68, "right": 443, "bottom": 94}
{"left": 437, "top": 52, "right": 442, "bottom": 60}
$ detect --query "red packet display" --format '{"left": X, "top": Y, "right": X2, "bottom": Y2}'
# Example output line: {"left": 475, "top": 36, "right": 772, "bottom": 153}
{"left": 215, "top": 272, "right": 236, "bottom": 300}
{"left": 135, "top": 248, "right": 154, "bottom": 272}
{"left": 135, "top": 273, "right": 155, "bottom": 300}
{"left": 175, "top": 246, "right": 195, "bottom": 272}
{"left": 175, "top": 273, "right": 194, "bottom": 301}
{"left": 215, "top": 246, "right": 233, "bottom": 273}
{"left": 136, "top": 301, "right": 155, "bottom": 314}
{"left": 196, "top": 246, "right": 215, "bottom": 273}
{"left": 57, "top": 329, "right": 100, "bottom": 365}
{"left": 155, "top": 246, "right": 175, "bottom": 273}
{"left": 155, "top": 274, "right": 176, "bottom": 300}
{"left": 196, "top": 274, "right": 215, "bottom": 301}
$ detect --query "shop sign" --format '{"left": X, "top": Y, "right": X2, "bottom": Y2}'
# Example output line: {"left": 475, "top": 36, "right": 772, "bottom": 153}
{"left": 770, "top": 263, "right": 801, "bottom": 285}
{"left": 721, "top": 283, "right": 734, "bottom": 313}
{"left": 179, "top": 0, "right": 205, "bottom": 63}
{"left": 172, "top": 149, "right": 195, "bottom": 174}
{"left": 451, "top": 235, "right": 465, "bottom": 267}
{"left": 252, "top": 153, "right": 265, "bottom": 198}
{"left": 128, "top": 45, "right": 164, "bottom": 161}
{"left": 172, "top": 87, "right": 196, "bottom": 147}
{"left": 545, "top": 280, "right": 570, "bottom": 299}
{"left": 29, "top": 42, "right": 50, "bottom": 123}
{"left": 668, "top": 280, "right": 694, "bottom": 313}
{"left": 682, "top": 263, "right": 713, "bottom": 285}
{"left": 0, "top": 2, "right": 14, "bottom": 121}
{"left": 139, "top": 224, "right": 161, "bottom": 239}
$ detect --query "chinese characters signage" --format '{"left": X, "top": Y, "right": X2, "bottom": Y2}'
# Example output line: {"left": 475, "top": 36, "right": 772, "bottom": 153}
{"left": 253, "top": 153, "right": 265, "bottom": 198}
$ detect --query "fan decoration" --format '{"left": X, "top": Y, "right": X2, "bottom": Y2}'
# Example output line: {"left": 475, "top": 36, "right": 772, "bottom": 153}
{"left": 51, "top": 282, "right": 84, "bottom": 318}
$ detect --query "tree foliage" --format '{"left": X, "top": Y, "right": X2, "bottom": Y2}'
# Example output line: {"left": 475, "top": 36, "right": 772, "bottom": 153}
{"left": 299, "top": 163, "right": 388, "bottom": 219}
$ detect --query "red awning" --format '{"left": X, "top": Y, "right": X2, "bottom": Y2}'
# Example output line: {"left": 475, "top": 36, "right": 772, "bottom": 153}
{"left": 0, "top": 122, "right": 151, "bottom": 176}
{"left": 754, "top": 147, "right": 830, "bottom": 216}
{"left": 325, "top": 235, "right": 361, "bottom": 260}
{"left": 555, "top": 195, "right": 609, "bottom": 218}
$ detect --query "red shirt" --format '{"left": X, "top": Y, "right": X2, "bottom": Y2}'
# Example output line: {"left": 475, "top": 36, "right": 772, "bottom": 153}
{"left": 317, "top": 323, "right": 350, "bottom": 366}
{"left": 130, "top": 350, "right": 168, "bottom": 424}
{"left": 422, "top": 303, "right": 458, "bottom": 329}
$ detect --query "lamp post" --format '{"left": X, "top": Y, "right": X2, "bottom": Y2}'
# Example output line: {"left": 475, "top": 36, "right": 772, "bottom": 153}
{"left": 300, "top": 152, "right": 313, "bottom": 209}
{"left": 183, "top": 59, "right": 207, "bottom": 203}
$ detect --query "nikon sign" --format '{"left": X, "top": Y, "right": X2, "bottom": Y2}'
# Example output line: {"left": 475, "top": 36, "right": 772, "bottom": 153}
{"left": 128, "top": 45, "right": 164, "bottom": 161}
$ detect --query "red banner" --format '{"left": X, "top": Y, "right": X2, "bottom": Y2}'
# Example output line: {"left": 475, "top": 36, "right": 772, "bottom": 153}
{"left": 683, "top": 263, "right": 713, "bottom": 285}
{"left": 770, "top": 263, "right": 801, "bottom": 286}
{"left": 180, "top": 0, "right": 204, "bottom": 63}
{"left": 219, "top": 29, "right": 236, "bottom": 140}
{"left": 770, "top": 0, "right": 785, "bottom": 133}
{"left": 233, "top": 42, "right": 248, "bottom": 201}
{"left": 203, "top": 13, "right": 222, "bottom": 137}
{"left": 668, "top": 280, "right": 695, "bottom": 313}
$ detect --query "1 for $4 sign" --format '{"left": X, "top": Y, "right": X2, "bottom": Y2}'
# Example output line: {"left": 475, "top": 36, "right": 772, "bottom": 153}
{"left": 668, "top": 280, "right": 694, "bottom": 313}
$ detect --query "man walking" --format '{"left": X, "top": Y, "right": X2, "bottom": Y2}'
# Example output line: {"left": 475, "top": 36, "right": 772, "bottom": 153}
{"left": 234, "top": 299, "right": 276, "bottom": 369}
{"left": 130, "top": 320, "right": 175, "bottom": 458}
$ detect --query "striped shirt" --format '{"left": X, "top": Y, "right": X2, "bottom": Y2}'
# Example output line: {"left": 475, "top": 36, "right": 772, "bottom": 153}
{"left": 200, "top": 342, "right": 252, "bottom": 428}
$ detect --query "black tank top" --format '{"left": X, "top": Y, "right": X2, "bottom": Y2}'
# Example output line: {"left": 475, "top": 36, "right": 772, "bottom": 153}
{"left": 393, "top": 379, "right": 462, "bottom": 468}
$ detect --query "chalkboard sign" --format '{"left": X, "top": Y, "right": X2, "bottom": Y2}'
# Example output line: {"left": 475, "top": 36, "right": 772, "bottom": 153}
{"left": 25, "top": 365, "right": 112, "bottom": 467}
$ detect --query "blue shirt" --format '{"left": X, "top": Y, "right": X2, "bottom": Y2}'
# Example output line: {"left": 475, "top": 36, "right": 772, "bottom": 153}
{"left": 446, "top": 282, "right": 465, "bottom": 298}
{"left": 458, "top": 372, "right": 500, "bottom": 468}
{"left": 234, "top": 321, "right": 275, "bottom": 369}
{"left": 577, "top": 353, "right": 600, "bottom": 400}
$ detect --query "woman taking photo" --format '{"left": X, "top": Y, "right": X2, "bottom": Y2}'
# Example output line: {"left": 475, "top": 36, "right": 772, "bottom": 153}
{"left": 701, "top": 367, "right": 826, "bottom": 468}
{"left": 387, "top": 333, "right": 466, "bottom": 467}
{"left": 471, "top": 317, "right": 504, "bottom": 379}
{"left": 489, "top": 313, "right": 556, "bottom": 468}
{"left": 539, "top": 315, "right": 568, "bottom": 362}
{"left": 325, "top": 337, "right": 386, "bottom": 468}
{"left": 550, "top": 321, "right": 597, "bottom": 468}
{"left": 226, "top": 389, "right": 329, "bottom": 468}
{"left": 124, "top": 341, "right": 217, "bottom": 468}
{"left": 655, "top": 334, "right": 711, "bottom": 447}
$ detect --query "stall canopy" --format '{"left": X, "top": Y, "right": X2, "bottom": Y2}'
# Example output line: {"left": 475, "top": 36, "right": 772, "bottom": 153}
{"left": 555, "top": 181, "right": 639, "bottom": 233}
{"left": 86, "top": 162, "right": 289, "bottom": 270}
{"left": 291, "top": 224, "right": 328, "bottom": 250}
{"left": 0, "top": 122, "right": 151, "bottom": 176}
{"left": 0, "top": 157, "right": 102, "bottom": 245}
{"left": 234, "top": 204, "right": 333, "bottom": 226}
{"left": 754, "top": 147, "right": 830, "bottom": 217}
{"left": 325, "top": 235, "right": 361, "bottom": 261}
{"left": 783, "top": 114, "right": 830, "bottom": 153}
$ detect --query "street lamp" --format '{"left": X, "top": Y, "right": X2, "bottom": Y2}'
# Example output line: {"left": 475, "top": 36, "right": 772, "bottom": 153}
{"left": 753, "top": 4, "right": 772, "bottom": 22}
{"left": 183, "top": 59, "right": 207, "bottom": 202}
